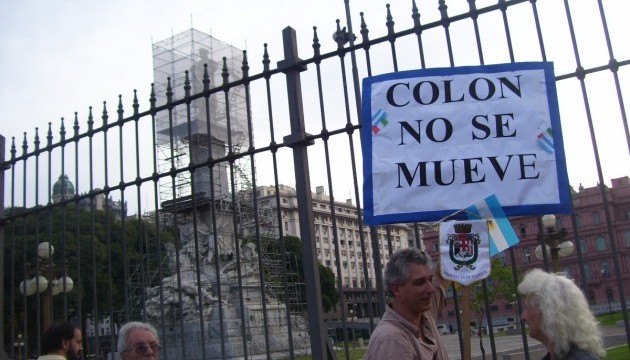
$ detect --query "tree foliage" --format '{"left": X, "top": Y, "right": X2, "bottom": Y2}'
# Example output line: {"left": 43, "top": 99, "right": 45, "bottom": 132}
{"left": 3, "top": 205, "right": 175, "bottom": 349}
{"left": 464, "top": 258, "right": 518, "bottom": 357}
{"left": 266, "top": 236, "right": 339, "bottom": 313}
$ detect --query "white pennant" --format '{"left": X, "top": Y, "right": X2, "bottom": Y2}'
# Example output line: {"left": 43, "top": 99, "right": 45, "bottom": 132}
{"left": 439, "top": 220, "right": 491, "bottom": 286}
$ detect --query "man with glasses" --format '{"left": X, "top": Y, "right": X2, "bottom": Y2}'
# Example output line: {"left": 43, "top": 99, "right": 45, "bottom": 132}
{"left": 118, "top": 322, "right": 160, "bottom": 360}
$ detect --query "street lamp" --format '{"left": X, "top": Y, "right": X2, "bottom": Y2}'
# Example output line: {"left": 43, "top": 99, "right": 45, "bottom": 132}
{"left": 14, "top": 334, "right": 24, "bottom": 360}
{"left": 511, "top": 294, "right": 521, "bottom": 330}
{"left": 535, "top": 215, "right": 574, "bottom": 273}
{"left": 600, "top": 269, "right": 614, "bottom": 317}
{"left": 19, "top": 242, "right": 74, "bottom": 331}
{"left": 348, "top": 303, "right": 357, "bottom": 347}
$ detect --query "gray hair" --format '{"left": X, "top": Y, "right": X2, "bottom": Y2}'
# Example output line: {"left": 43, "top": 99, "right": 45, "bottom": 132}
{"left": 117, "top": 321, "right": 159, "bottom": 354}
{"left": 517, "top": 268, "right": 605, "bottom": 357}
{"left": 384, "top": 247, "right": 433, "bottom": 297}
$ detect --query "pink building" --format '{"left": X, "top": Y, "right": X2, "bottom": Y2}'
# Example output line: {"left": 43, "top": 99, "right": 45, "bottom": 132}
{"left": 422, "top": 176, "right": 630, "bottom": 330}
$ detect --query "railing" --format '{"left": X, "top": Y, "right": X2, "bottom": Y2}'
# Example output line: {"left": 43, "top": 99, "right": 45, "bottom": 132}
{"left": 2, "top": 1, "right": 629, "bottom": 359}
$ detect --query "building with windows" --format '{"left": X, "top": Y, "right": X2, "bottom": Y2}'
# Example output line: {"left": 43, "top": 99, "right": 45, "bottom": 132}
{"left": 51, "top": 174, "right": 128, "bottom": 220}
{"left": 422, "top": 176, "right": 630, "bottom": 331}
{"left": 256, "top": 184, "right": 417, "bottom": 318}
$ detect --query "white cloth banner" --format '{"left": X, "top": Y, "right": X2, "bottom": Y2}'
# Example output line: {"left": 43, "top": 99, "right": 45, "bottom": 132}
{"left": 440, "top": 220, "right": 490, "bottom": 286}
{"left": 361, "top": 62, "right": 572, "bottom": 224}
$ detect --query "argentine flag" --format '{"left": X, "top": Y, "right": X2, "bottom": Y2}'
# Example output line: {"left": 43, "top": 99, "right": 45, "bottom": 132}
{"left": 465, "top": 194, "right": 519, "bottom": 256}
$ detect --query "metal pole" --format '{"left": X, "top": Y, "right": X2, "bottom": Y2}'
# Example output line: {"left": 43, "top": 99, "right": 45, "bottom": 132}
{"left": 550, "top": 242, "right": 561, "bottom": 273}
{"left": 0, "top": 135, "right": 8, "bottom": 360}
{"left": 42, "top": 289, "right": 52, "bottom": 331}
{"left": 278, "top": 26, "right": 335, "bottom": 360}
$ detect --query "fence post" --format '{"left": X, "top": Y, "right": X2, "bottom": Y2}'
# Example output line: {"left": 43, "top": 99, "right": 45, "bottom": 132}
{"left": 278, "top": 27, "right": 336, "bottom": 359}
{"left": 0, "top": 135, "right": 8, "bottom": 360}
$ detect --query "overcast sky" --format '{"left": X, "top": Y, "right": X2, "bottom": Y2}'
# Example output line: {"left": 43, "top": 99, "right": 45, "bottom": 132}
{"left": 1, "top": 1, "right": 629, "bottom": 213}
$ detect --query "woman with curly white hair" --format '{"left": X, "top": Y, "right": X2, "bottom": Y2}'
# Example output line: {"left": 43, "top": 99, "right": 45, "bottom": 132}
{"left": 517, "top": 268, "right": 605, "bottom": 360}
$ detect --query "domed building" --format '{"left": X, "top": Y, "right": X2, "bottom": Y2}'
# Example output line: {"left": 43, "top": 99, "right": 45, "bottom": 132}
{"left": 52, "top": 174, "right": 75, "bottom": 203}
{"left": 51, "top": 174, "right": 128, "bottom": 220}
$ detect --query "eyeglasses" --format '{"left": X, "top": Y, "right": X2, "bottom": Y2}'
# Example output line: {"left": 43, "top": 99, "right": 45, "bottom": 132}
{"left": 124, "top": 342, "right": 161, "bottom": 354}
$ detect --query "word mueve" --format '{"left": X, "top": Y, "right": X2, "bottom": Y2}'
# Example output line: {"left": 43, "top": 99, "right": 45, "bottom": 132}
{"left": 396, "top": 154, "right": 540, "bottom": 187}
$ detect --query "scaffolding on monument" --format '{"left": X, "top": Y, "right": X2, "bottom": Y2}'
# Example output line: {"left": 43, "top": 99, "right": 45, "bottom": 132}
{"left": 126, "top": 28, "right": 305, "bottom": 326}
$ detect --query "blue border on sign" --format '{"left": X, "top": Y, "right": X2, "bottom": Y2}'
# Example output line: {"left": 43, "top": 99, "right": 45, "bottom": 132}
{"left": 361, "top": 62, "right": 572, "bottom": 225}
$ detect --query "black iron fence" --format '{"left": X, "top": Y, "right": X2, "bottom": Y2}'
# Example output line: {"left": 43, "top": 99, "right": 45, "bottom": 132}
{"left": 2, "top": 1, "right": 629, "bottom": 359}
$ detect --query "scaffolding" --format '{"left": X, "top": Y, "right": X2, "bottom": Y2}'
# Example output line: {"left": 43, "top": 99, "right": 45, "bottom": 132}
{"left": 127, "top": 29, "right": 306, "bottom": 338}
{"left": 152, "top": 28, "right": 250, "bottom": 203}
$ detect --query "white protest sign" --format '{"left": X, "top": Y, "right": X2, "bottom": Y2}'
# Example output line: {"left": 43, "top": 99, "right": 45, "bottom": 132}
{"left": 361, "top": 62, "right": 571, "bottom": 224}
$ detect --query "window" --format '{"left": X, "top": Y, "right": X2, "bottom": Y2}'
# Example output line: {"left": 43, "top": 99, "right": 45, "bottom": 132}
{"left": 584, "top": 263, "right": 591, "bottom": 281}
{"left": 579, "top": 238, "right": 587, "bottom": 254}
{"left": 588, "top": 290, "right": 596, "bottom": 305}
{"left": 489, "top": 305, "right": 498, "bottom": 312}
{"left": 522, "top": 247, "right": 531, "bottom": 263}
{"left": 625, "top": 231, "right": 630, "bottom": 247}
{"left": 498, "top": 252, "right": 507, "bottom": 266}
{"left": 596, "top": 235, "right": 607, "bottom": 251}
{"left": 593, "top": 211, "right": 601, "bottom": 225}
{"left": 600, "top": 261, "right": 610, "bottom": 277}
{"left": 575, "top": 214, "right": 581, "bottom": 228}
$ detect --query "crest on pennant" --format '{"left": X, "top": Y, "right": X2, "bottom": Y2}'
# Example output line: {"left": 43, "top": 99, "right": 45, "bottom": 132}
{"left": 447, "top": 222, "right": 480, "bottom": 270}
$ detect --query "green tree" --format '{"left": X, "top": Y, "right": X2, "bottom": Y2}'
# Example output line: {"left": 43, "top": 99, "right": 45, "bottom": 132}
{"left": 3, "top": 205, "right": 175, "bottom": 350}
{"left": 468, "top": 258, "right": 518, "bottom": 357}
{"left": 266, "top": 236, "right": 339, "bottom": 313}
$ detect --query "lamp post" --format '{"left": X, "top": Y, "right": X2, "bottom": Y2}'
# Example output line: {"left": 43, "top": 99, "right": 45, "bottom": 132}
{"left": 535, "top": 215, "right": 574, "bottom": 273}
{"left": 600, "top": 269, "right": 614, "bottom": 317}
{"left": 349, "top": 304, "right": 357, "bottom": 348}
{"left": 511, "top": 294, "right": 521, "bottom": 330}
{"left": 19, "top": 242, "right": 74, "bottom": 331}
{"left": 14, "top": 334, "right": 24, "bottom": 360}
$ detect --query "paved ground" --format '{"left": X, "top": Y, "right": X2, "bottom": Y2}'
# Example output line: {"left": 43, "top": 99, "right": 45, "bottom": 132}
{"left": 444, "top": 325, "right": 628, "bottom": 360}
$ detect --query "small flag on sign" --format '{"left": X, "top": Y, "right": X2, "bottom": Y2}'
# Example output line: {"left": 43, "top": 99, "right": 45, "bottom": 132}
{"left": 371, "top": 109, "right": 389, "bottom": 134}
{"left": 465, "top": 194, "right": 519, "bottom": 256}
{"left": 537, "top": 127, "right": 554, "bottom": 154}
